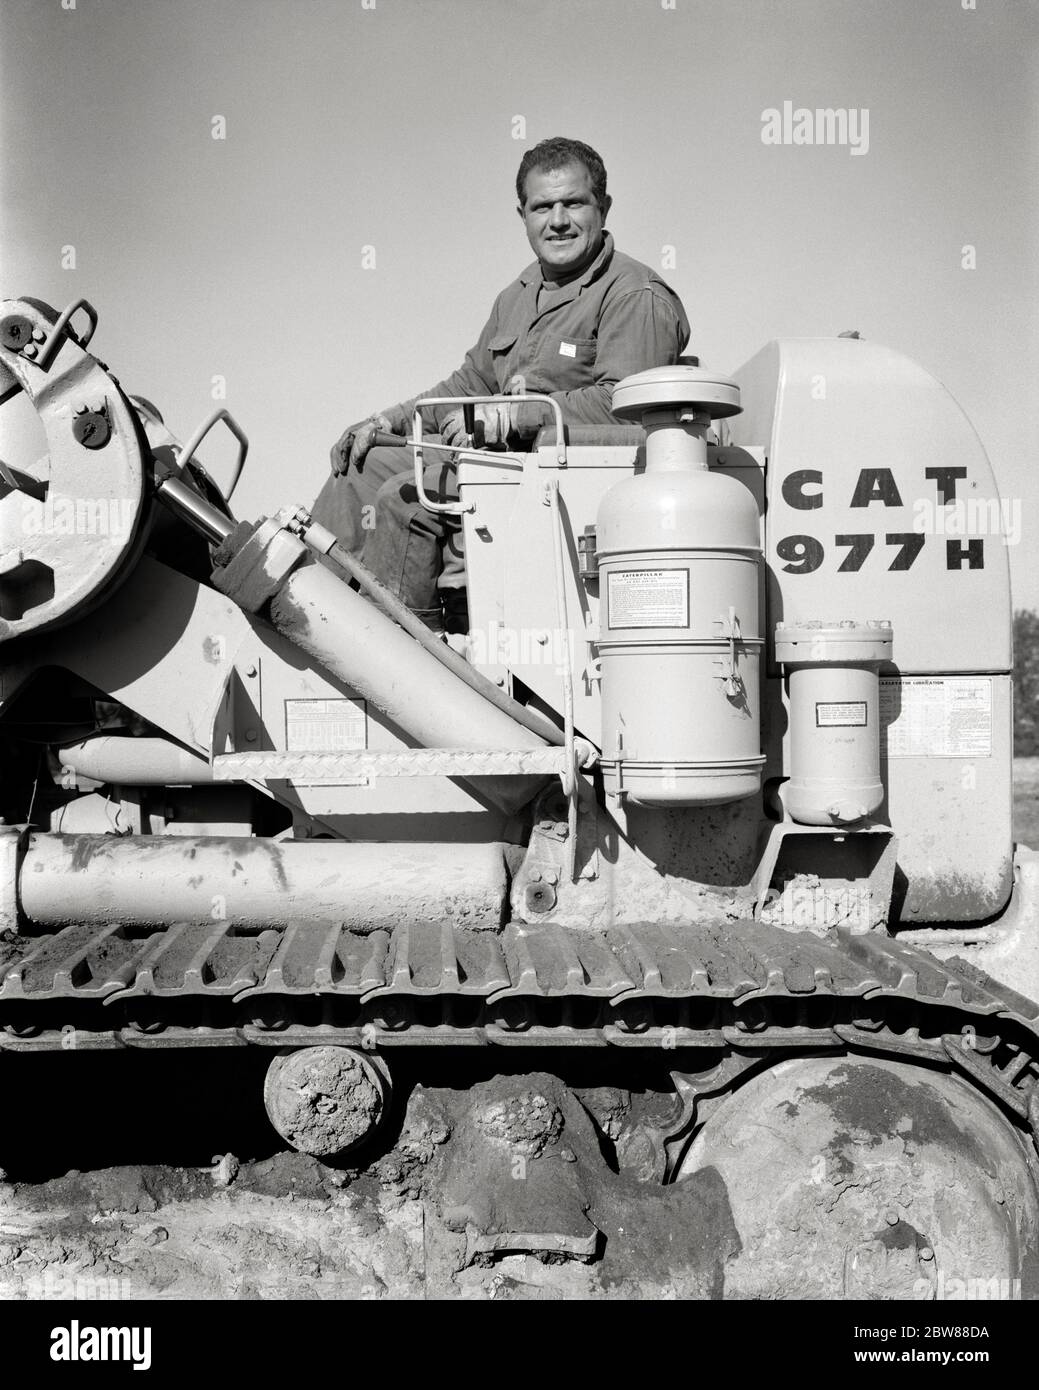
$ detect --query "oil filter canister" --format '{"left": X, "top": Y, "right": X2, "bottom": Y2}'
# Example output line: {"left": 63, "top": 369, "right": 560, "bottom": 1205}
{"left": 774, "top": 619, "right": 893, "bottom": 825}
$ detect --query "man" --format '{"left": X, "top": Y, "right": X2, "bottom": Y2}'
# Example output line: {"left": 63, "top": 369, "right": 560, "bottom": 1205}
{"left": 314, "top": 136, "right": 691, "bottom": 632}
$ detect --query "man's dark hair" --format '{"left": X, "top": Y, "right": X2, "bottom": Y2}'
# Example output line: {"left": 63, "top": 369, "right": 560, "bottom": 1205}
{"left": 515, "top": 137, "right": 608, "bottom": 212}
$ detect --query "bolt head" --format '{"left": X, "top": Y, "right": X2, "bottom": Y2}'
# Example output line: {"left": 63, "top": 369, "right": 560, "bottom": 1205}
{"left": 0, "top": 315, "right": 33, "bottom": 350}
{"left": 524, "top": 881, "right": 556, "bottom": 914}
{"left": 885, "top": 1209, "right": 899, "bottom": 1226}
{"left": 22, "top": 343, "right": 38, "bottom": 359}
{"left": 71, "top": 410, "right": 111, "bottom": 449}
{"left": 31, "top": 328, "right": 45, "bottom": 343}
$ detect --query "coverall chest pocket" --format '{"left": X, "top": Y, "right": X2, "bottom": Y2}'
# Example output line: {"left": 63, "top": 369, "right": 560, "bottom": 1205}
{"left": 487, "top": 333, "right": 519, "bottom": 391}
{"left": 544, "top": 334, "right": 597, "bottom": 388}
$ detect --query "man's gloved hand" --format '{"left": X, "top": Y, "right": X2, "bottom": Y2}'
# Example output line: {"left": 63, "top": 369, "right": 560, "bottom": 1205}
{"left": 469, "top": 401, "right": 550, "bottom": 447}
{"left": 435, "top": 405, "right": 509, "bottom": 451}
{"left": 438, "top": 409, "right": 472, "bottom": 449}
{"left": 329, "top": 411, "right": 398, "bottom": 476}
{"left": 470, "top": 402, "right": 513, "bottom": 448}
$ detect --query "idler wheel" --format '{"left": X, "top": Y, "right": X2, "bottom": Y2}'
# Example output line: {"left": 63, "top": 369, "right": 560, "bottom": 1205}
{"left": 675, "top": 1053, "right": 1039, "bottom": 1300}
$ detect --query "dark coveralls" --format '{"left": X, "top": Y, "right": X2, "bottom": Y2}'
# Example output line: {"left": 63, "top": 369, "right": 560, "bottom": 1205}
{"left": 312, "top": 233, "right": 691, "bottom": 625}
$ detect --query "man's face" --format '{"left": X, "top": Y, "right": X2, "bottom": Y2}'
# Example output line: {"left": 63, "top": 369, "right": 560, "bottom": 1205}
{"left": 518, "top": 162, "right": 611, "bottom": 280}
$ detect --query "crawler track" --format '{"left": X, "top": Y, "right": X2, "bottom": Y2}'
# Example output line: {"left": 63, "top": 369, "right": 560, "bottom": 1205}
{"left": 1, "top": 919, "right": 1038, "bottom": 1140}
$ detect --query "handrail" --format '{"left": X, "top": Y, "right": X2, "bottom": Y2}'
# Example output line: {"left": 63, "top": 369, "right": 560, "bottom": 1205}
{"left": 411, "top": 393, "right": 567, "bottom": 515}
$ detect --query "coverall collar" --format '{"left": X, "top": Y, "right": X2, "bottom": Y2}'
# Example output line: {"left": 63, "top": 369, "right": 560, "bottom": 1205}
{"left": 519, "top": 231, "right": 615, "bottom": 308}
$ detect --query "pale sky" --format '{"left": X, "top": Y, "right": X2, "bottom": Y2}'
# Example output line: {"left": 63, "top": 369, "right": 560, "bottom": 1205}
{"left": 2, "top": 0, "right": 1037, "bottom": 605}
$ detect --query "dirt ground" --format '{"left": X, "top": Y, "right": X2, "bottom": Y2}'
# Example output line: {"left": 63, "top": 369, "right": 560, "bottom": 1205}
{"left": 2, "top": 761, "right": 1036, "bottom": 1302}
{"left": 0, "top": 1064, "right": 737, "bottom": 1301}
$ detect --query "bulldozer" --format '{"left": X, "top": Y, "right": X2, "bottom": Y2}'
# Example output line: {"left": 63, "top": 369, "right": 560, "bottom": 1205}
{"left": 0, "top": 293, "right": 1036, "bottom": 1298}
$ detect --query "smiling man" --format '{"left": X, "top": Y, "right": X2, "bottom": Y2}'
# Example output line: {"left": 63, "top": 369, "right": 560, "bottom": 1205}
{"left": 315, "top": 136, "right": 691, "bottom": 632}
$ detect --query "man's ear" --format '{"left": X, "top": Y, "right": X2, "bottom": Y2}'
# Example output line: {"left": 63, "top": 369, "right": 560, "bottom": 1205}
{"left": 516, "top": 203, "right": 526, "bottom": 221}
{"left": 601, "top": 194, "right": 613, "bottom": 224}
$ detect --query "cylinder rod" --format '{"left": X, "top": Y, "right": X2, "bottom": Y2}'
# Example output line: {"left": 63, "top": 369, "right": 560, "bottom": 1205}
{"left": 19, "top": 833, "right": 509, "bottom": 933}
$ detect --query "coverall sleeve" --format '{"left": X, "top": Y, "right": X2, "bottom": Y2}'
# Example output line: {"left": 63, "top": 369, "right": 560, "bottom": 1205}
{"left": 383, "top": 302, "right": 503, "bottom": 432}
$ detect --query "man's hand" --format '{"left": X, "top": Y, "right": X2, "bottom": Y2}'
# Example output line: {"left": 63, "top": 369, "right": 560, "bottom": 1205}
{"left": 473, "top": 402, "right": 512, "bottom": 447}
{"left": 440, "top": 402, "right": 514, "bottom": 451}
{"left": 436, "top": 406, "right": 509, "bottom": 450}
{"left": 438, "top": 409, "right": 472, "bottom": 449}
{"left": 329, "top": 412, "right": 397, "bottom": 476}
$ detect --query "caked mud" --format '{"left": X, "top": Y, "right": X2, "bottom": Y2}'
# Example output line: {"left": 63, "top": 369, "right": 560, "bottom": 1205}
{"left": 1, "top": 1056, "right": 743, "bottom": 1300}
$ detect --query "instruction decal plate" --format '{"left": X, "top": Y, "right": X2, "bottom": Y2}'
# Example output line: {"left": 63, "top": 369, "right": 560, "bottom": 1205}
{"left": 607, "top": 568, "right": 690, "bottom": 629}
{"left": 880, "top": 677, "right": 992, "bottom": 758}
{"left": 815, "top": 701, "right": 868, "bottom": 728}
{"left": 285, "top": 698, "right": 368, "bottom": 753}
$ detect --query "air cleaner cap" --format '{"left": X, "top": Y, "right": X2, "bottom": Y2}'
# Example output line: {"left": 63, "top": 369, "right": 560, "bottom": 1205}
{"left": 612, "top": 365, "right": 742, "bottom": 420}
{"left": 775, "top": 619, "right": 893, "bottom": 665}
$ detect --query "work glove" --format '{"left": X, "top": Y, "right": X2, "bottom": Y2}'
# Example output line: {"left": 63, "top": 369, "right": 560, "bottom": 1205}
{"left": 472, "top": 402, "right": 513, "bottom": 447}
{"left": 329, "top": 411, "right": 400, "bottom": 476}
{"left": 437, "top": 406, "right": 510, "bottom": 449}
{"left": 418, "top": 399, "right": 553, "bottom": 456}
{"left": 438, "top": 409, "right": 472, "bottom": 449}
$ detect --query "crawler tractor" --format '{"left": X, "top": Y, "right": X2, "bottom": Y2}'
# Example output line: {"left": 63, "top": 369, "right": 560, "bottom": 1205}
{"left": 0, "top": 295, "right": 1037, "bottom": 1296}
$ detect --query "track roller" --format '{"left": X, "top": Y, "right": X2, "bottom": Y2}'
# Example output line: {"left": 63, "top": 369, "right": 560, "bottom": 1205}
{"left": 262, "top": 1046, "right": 391, "bottom": 1159}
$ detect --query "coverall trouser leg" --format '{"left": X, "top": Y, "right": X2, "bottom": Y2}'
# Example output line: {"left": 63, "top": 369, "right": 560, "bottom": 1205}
{"left": 360, "top": 459, "right": 460, "bottom": 628}
{"left": 309, "top": 445, "right": 420, "bottom": 555}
